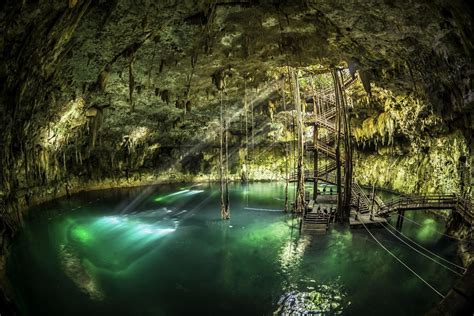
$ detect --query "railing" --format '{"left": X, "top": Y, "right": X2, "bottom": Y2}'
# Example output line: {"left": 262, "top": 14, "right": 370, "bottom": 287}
{"left": 289, "top": 162, "right": 337, "bottom": 181}
{"left": 378, "top": 194, "right": 473, "bottom": 225}
{"left": 373, "top": 194, "right": 386, "bottom": 210}
{"left": 456, "top": 196, "right": 473, "bottom": 224}
{"left": 305, "top": 141, "right": 336, "bottom": 158}
{"left": 304, "top": 69, "right": 355, "bottom": 101}
{"left": 382, "top": 194, "right": 457, "bottom": 209}
{"left": 294, "top": 68, "right": 373, "bottom": 216}
{"left": 315, "top": 116, "right": 341, "bottom": 133}
{"left": 304, "top": 108, "right": 336, "bottom": 125}
{"left": 321, "top": 133, "right": 336, "bottom": 144}
{"left": 316, "top": 173, "right": 375, "bottom": 214}
{"left": 352, "top": 182, "right": 376, "bottom": 213}
{"left": 288, "top": 167, "right": 379, "bottom": 215}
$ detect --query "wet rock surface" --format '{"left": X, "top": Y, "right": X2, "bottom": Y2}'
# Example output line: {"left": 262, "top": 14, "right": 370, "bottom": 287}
{"left": 1, "top": 1, "right": 472, "bottom": 216}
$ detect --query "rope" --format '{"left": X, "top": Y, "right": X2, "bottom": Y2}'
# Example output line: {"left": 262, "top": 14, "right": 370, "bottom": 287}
{"left": 381, "top": 222, "right": 465, "bottom": 276}
{"left": 361, "top": 220, "right": 446, "bottom": 299}
{"left": 244, "top": 78, "right": 249, "bottom": 164}
{"left": 397, "top": 213, "right": 464, "bottom": 241}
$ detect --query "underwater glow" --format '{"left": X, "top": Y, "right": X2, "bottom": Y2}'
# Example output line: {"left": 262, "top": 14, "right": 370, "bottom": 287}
{"left": 8, "top": 183, "right": 461, "bottom": 316}
{"left": 154, "top": 189, "right": 189, "bottom": 201}
{"left": 416, "top": 218, "right": 439, "bottom": 242}
{"left": 63, "top": 211, "right": 179, "bottom": 274}
{"left": 154, "top": 189, "right": 204, "bottom": 202}
{"left": 71, "top": 225, "right": 93, "bottom": 243}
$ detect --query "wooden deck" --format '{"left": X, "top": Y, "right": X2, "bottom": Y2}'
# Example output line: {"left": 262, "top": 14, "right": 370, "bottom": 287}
{"left": 349, "top": 210, "right": 387, "bottom": 228}
{"left": 301, "top": 199, "right": 332, "bottom": 234}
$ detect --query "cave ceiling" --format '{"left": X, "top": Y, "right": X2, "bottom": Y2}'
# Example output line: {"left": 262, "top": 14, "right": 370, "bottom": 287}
{"left": 0, "top": 0, "right": 472, "bottom": 154}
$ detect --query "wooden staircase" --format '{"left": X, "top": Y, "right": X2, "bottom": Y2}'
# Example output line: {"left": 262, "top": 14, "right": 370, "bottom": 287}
{"left": 289, "top": 161, "right": 337, "bottom": 182}
{"left": 293, "top": 68, "right": 381, "bottom": 230}
{"left": 301, "top": 211, "right": 330, "bottom": 234}
{"left": 350, "top": 182, "right": 371, "bottom": 214}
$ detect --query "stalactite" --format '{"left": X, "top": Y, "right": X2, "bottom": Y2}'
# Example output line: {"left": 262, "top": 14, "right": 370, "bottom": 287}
{"left": 74, "top": 144, "right": 78, "bottom": 165}
{"left": 127, "top": 48, "right": 136, "bottom": 111}
{"left": 62, "top": 150, "right": 67, "bottom": 173}
{"left": 97, "top": 64, "right": 111, "bottom": 92}
{"left": 22, "top": 144, "right": 29, "bottom": 191}
{"left": 183, "top": 53, "right": 198, "bottom": 116}
{"left": 147, "top": 42, "right": 157, "bottom": 92}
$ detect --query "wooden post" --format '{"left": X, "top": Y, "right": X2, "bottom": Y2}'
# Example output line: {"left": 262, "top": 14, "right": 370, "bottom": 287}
{"left": 244, "top": 78, "right": 248, "bottom": 162}
{"left": 224, "top": 115, "right": 230, "bottom": 219}
{"left": 332, "top": 68, "right": 343, "bottom": 222}
{"left": 311, "top": 76, "right": 319, "bottom": 202}
{"left": 370, "top": 182, "right": 375, "bottom": 221}
{"left": 219, "top": 90, "right": 230, "bottom": 220}
{"left": 313, "top": 124, "right": 318, "bottom": 201}
{"left": 336, "top": 69, "right": 353, "bottom": 222}
{"left": 291, "top": 67, "right": 305, "bottom": 213}
{"left": 282, "top": 79, "right": 289, "bottom": 212}
{"left": 371, "top": 182, "right": 376, "bottom": 211}
{"left": 219, "top": 91, "right": 226, "bottom": 219}
{"left": 355, "top": 196, "right": 360, "bottom": 221}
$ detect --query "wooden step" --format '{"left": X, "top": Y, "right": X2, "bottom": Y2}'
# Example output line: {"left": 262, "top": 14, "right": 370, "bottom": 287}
{"left": 305, "top": 220, "right": 329, "bottom": 224}
{"left": 303, "top": 224, "right": 328, "bottom": 230}
{"left": 302, "top": 222, "right": 328, "bottom": 234}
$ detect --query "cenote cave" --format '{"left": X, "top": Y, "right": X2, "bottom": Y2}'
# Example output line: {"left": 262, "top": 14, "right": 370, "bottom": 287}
{"left": 0, "top": 1, "right": 473, "bottom": 315}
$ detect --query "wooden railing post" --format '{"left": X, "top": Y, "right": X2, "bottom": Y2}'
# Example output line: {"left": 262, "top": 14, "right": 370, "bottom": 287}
{"left": 355, "top": 196, "right": 360, "bottom": 220}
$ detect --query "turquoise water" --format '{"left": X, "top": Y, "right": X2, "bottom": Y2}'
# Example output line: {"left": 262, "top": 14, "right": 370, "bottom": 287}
{"left": 7, "top": 183, "right": 462, "bottom": 315}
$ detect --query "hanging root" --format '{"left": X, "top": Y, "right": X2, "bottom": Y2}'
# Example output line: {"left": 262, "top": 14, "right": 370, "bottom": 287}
{"left": 128, "top": 59, "right": 135, "bottom": 111}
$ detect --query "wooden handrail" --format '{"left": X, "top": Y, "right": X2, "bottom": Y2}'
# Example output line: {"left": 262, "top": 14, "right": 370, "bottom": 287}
{"left": 378, "top": 194, "right": 473, "bottom": 225}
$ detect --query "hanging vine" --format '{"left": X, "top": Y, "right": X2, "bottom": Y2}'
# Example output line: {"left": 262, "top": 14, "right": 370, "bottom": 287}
{"left": 219, "top": 90, "right": 230, "bottom": 220}
{"left": 128, "top": 50, "right": 136, "bottom": 111}
{"left": 243, "top": 77, "right": 249, "bottom": 182}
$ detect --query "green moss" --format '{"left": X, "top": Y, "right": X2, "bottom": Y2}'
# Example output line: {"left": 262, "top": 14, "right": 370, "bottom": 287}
{"left": 354, "top": 130, "right": 468, "bottom": 195}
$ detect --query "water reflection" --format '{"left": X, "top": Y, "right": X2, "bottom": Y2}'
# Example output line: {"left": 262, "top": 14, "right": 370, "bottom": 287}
{"left": 279, "top": 236, "right": 311, "bottom": 277}
{"left": 276, "top": 278, "right": 348, "bottom": 315}
{"left": 8, "top": 183, "right": 461, "bottom": 316}
{"left": 277, "top": 230, "right": 350, "bottom": 315}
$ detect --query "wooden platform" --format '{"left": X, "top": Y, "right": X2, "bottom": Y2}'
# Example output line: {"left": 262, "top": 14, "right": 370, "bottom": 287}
{"left": 349, "top": 210, "right": 387, "bottom": 228}
{"left": 316, "top": 194, "right": 337, "bottom": 203}
{"left": 300, "top": 199, "right": 332, "bottom": 234}
{"left": 302, "top": 211, "right": 330, "bottom": 234}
